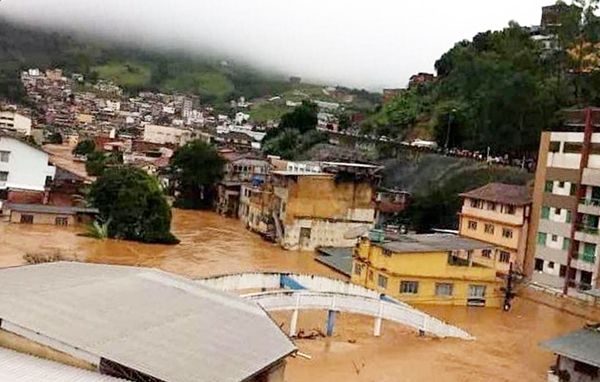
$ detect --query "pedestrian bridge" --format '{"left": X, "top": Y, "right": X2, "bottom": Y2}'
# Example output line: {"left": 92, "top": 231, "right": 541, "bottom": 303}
{"left": 197, "top": 272, "right": 474, "bottom": 340}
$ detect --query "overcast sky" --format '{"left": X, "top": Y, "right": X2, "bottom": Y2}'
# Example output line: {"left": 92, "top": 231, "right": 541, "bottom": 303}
{"left": 1, "top": 0, "right": 550, "bottom": 90}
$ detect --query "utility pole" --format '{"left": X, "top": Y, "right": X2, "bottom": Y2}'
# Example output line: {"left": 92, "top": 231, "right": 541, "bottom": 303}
{"left": 503, "top": 262, "right": 515, "bottom": 312}
{"left": 444, "top": 108, "right": 457, "bottom": 149}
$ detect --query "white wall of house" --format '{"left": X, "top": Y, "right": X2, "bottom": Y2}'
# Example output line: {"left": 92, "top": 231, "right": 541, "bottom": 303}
{"left": 0, "top": 112, "right": 32, "bottom": 136}
{"left": 0, "top": 136, "right": 55, "bottom": 191}
{"left": 143, "top": 124, "right": 192, "bottom": 146}
{"left": 282, "top": 218, "right": 372, "bottom": 251}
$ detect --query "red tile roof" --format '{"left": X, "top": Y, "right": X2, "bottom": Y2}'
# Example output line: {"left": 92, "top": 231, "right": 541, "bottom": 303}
{"left": 460, "top": 183, "right": 532, "bottom": 206}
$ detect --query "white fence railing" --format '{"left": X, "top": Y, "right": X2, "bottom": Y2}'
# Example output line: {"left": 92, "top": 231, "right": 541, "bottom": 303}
{"left": 243, "top": 290, "right": 474, "bottom": 340}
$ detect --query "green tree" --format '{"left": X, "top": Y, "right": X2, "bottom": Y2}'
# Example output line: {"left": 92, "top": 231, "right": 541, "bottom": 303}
{"left": 170, "top": 140, "right": 225, "bottom": 209}
{"left": 46, "top": 132, "right": 63, "bottom": 144}
{"left": 85, "top": 151, "right": 107, "bottom": 176}
{"left": 73, "top": 139, "right": 96, "bottom": 156}
{"left": 278, "top": 101, "right": 318, "bottom": 134}
{"left": 262, "top": 129, "right": 302, "bottom": 159}
{"left": 0, "top": 70, "right": 27, "bottom": 104}
{"left": 88, "top": 166, "right": 178, "bottom": 244}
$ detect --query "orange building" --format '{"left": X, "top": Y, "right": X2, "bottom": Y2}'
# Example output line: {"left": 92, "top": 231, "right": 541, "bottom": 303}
{"left": 458, "top": 183, "right": 532, "bottom": 274}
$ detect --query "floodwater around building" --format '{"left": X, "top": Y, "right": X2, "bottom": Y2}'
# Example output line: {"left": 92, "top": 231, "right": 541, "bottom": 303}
{"left": 0, "top": 209, "right": 593, "bottom": 381}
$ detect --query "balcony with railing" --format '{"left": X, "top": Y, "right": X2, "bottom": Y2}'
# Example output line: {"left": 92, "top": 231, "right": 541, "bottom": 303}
{"left": 579, "top": 197, "right": 600, "bottom": 216}
{"left": 577, "top": 224, "right": 599, "bottom": 235}
{"left": 575, "top": 224, "right": 600, "bottom": 244}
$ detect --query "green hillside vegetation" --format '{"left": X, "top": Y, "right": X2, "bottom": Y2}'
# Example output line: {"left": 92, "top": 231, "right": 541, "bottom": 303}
{"left": 93, "top": 61, "right": 152, "bottom": 88}
{"left": 382, "top": 152, "right": 533, "bottom": 231}
{"left": 249, "top": 102, "right": 289, "bottom": 123}
{"left": 0, "top": 18, "right": 290, "bottom": 105}
{"left": 364, "top": 0, "right": 600, "bottom": 156}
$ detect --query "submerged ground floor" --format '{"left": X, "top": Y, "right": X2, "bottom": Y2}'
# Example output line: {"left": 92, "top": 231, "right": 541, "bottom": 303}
{"left": 0, "top": 209, "right": 595, "bottom": 381}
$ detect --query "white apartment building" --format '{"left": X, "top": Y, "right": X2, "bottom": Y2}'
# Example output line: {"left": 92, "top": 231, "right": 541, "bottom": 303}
{"left": 0, "top": 135, "right": 56, "bottom": 192}
{"left": 0, "top": 111, "right": 32, "bottom": 136}
{"left": 143, "top": 124, "right": 193, "bottom": 146}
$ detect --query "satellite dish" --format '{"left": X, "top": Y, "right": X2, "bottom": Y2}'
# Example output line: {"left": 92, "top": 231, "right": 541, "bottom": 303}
{"left": 344, "top": 225, "right": 370, "bottom": 239}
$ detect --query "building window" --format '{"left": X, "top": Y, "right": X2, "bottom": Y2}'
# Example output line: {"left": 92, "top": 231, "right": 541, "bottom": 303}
{"left": 486, "top": 202, "right": 496, "bottom": 211}
{"left": 499, "top": 251, "right": 510, "bottom": 263}
{"left": 560, "top": 265, "right": 567, "bottom": 278}
{"left": 564, "top": 142, "right": 583, "bottom": 153}
{"left": 354, "top": 263, "right": 364, "bottom": 276}
{"left": 537, "top": 232, "right": 547, "bottom": 246}
{"left": 534, "top": 258, "right": 544, "bottom": 271}
{"left": 549, "top": 141, "right": 561, "bottom": 152}
{"left": 581, "top": 271, "right": 593, "bottom": 289}
{"left": 400, "top": 281, "right": 419, "bottom": 294}
{"left": 20, "top": 214, "right": 34, "bottom": 224}
{"left": 55, "top": 217, "right": 69, "bottom": 226}
{"left": 545, "top": 181, "right": 554, "bottom": 193}
{"left": 0, "top": 151, "right": 9, "bottom": 162}
{"left": 573, "top": 361, "right": 599, "bottom": 377}
{"left": 435, "top": 283, "right": 453, "bottom": 297}
{"left": 504, "top": 205, "right": 516, "bottom": 215}
{"left": 566, "top": 210, "right": 572, "bottom": 223}
{"left": 382, "top": 249, "right": 393, "bottom": 257}
{"left": 484, "top": 224, "right": 494, "bottom": 234}
{"left": 0, "top": 171, "right": 7, "bottom": 182}
{"left": 548, "top": 261, "right": 555, "bottom": 269}
{"left": 377, "top": 274, "right": 388, "bottom": 289}
{"left": 468, "top": 220, "right": 478, "bottom": 230}
{"left": 468, "top": 285, "right": 486, "bottom": 298}
{"left": 558, "top": 181, "right": 565, "bottom": 188}
{"left": 502, "top": 228, "right": 513, "bottom": 239}
{"left": 582, "top": 243, "right": 597, "bottom": 263}
{"left": 563, "top": 238, "right": 571, "bottom": 251}
{"left": 470, "top": 199, "right": 482, "bottom": 208}
{"left": 570, "top": 183, "right": 578, "bottom": 196}
{"left": 482, "top": 249, "right": 492, "bottom": 258}
{"left": 541, "top": 206, "right": 550, "bottom": 219}
{"left": 299, "top": 227, "right": 312, "bottom": 242}
{"left": 551, "top": 234, "right": 558, "bottom": 242}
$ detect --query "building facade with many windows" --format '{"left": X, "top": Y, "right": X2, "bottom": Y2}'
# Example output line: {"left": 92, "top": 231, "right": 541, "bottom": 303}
{"left": 527, "top": 108, "right": 600, "bottom": 299}
{"left": 459, "top": 183, "right": 532, "bottom": 275}
{"left": 351, "top": 233, "right": 503, "bottom": 307}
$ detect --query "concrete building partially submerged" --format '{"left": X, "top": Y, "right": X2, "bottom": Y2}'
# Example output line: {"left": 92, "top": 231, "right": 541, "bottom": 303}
{"left": 239, "top": 160, "right": 381, "bottom": 250}
{"left": 0, "top": 262, "right": 296, "bottom": 382}
{"left": 352, "top": 232, "right": 503, "bottom": 307}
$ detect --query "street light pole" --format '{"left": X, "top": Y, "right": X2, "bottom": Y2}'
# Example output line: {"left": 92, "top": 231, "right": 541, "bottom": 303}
{"left": 445, "top": 108, "right": 457, "bottom": 149}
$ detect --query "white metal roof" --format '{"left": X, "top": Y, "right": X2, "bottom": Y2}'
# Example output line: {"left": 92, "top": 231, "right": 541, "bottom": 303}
{"left": 0, "top": 347, "right": 126, "bottom": 382}
{"left": 0, "top": 262, "right": 296, "bottom": 382}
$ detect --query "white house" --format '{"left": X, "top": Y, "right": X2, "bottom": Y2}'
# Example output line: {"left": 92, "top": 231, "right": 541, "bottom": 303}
{"left": 0, "top": 111, "right": 32, "bottom": 136}
{"left": 143, "top": 124, "right": 192, "bottom": 146}
{"left": 0, "top": 135, "right": 56, "bottom": 192}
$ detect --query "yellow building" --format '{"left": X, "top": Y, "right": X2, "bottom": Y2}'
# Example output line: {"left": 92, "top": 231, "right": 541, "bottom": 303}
{"left": 459, "top": 183, "right": 532, "bottom": 275}
{"left": 352, "top": 233, "right": 503, "bottom": 307}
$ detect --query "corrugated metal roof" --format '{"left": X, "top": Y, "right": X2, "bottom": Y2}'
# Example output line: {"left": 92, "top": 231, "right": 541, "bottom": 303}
{"left": 540, "top": 328, "right": 600, "bottom": 367}
{"left": 0, "top": 347, "right": 126, "bottom": 382}
{"left": 0, "top": 263, "right": 296, "bottom": 382}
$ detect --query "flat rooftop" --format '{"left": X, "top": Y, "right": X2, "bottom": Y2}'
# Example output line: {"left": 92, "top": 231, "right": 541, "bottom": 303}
{"left": 376, "top": 233, "right": 495, "bottom": 254}
{"left": 0, "top": 262, "right": 296, "bottom": 382}
{"left": 5, "top": 203, "right": 99, "bottom": 215}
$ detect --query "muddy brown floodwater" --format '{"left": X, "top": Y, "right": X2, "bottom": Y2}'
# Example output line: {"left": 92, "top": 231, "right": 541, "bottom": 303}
{"left": 0, "top": 209, "right": 594, "bottom": 381}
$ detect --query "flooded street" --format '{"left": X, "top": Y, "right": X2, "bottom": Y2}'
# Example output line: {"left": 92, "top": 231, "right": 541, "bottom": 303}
{"left": 0, "top": 209, "right": 593, "bottom": 381}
